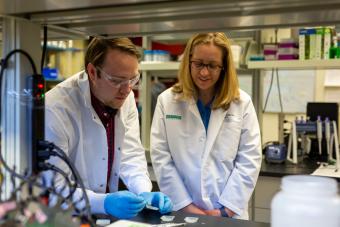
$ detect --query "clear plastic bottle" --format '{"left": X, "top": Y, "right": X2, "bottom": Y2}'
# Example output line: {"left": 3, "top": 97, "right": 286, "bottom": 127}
{"left": 143, "top": 50, "right": 153, "bottom": 62}
{"left": 271, "top": 175, "right": 340, "bottom": 227}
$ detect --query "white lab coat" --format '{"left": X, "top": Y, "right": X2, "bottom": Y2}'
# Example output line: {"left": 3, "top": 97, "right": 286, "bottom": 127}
{"left": 45, "top": 71, "right": 152, "bottom": 213}
{"left": 151, "top": 88, "right": 261, "bottom": 219}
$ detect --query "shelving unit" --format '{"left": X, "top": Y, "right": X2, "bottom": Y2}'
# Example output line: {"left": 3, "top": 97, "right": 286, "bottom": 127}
{"left": 140, "top": 61, "right": 180, "bottom": 149}
{"left": 140, "top": 61, "right": 253, "bottom": 73}
{"left": 46, "top": 46, "right": 82, "bottom": 52}
{"left": 140, "top": 61, "right": 180, "bottom": 71}
{"left": 248, "top": 59, "right": 340, "bottom": 69}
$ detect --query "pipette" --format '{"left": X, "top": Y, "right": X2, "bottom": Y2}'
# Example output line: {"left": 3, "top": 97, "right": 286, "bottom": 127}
{"left": 332, "top": 121, "right": 340, "bottom": 171}
{"left": 317, "top": 116, "right": 322, "bottom": 155}
{"left": 325, "top": 118, "right": 331, "bottom": 160}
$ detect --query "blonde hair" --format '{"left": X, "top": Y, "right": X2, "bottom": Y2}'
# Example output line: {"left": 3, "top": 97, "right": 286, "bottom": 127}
{"left": 172, "top": 32, "right": 240, "bottom": 110}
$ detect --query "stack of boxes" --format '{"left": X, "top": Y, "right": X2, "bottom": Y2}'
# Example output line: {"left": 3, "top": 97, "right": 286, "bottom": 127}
{"left": 299, "top": 27, "right": 336, "bottom": 60}
{"left": 263, "top": 44, "right": 278, "bottom": 60}
{"left": 261, "top": 27, "right": 338, "bottom": 61}
{"left": 263, "top": 39, "right": 299, "bottom": 61}
{"left": 277, "top": 39, "right": 299, "bottom": 60}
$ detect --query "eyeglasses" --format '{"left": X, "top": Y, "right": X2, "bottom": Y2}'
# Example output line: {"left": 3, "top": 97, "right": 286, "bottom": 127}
{"left": 96, "top": 66, "right": 140, "bottom": 89}
{"left": 190, "top": 60, "right": 223, "bottom": 73}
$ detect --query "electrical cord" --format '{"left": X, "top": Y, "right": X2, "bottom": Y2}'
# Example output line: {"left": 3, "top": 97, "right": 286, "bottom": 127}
{"left": 9, "top": 172, "right": 80, "bottom": 217}
{"left": 39, "top": 162, "right": 76, "bottom": 201}
{"left": 276, "top": 69, "right": 283, "bottom": 112}
{"left": 40, "top": 163, "right": 89, "bottom": 217}
{"left": 38, "top": 171, "right": 81, "bottom": 213}
{"left": 42, "top": 166, "right": 86, "bottom": 217}
{"left": 262, "top": 29, "right": 284, "bottom": 113}
{"left": 263, "top": 67, "right": 275, "bottom": 112}
{"left": 50, "top": 147, "right": 92, "bottom": 215}
{"left": 52, "top": 149, "right": 94, "bottom": 225}
{"left": 41, "top": 25, "right": 48, "bottom": 73}
{"left": 0, "top": 49, "right": 39, "bottom": 181}
{"left": 38, "top": 144, "right": 94, "bottom": 222}
{"left": 0, "top": 49, "right": 38, "bottom": 112}
{"left": 38, "top": 140, "right": 94, "bottom": 225}
{"left": 0, "top": 138, "right": 94, "bottom": 225}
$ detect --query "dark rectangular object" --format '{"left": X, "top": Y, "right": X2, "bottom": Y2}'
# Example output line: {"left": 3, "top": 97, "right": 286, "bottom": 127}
{"left": 307, "top": 102, "right": 338, "bottom": 124}
{"left": 306, "top": 102, "right": 338, "bottom": 162}
{"left": 26, "top": 74, "right": 45, "bottom": 175}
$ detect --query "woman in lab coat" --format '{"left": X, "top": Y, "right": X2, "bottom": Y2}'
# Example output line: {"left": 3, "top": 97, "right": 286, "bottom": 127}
{"left": 151, "top": 32, "right": 262, "bottom": 219}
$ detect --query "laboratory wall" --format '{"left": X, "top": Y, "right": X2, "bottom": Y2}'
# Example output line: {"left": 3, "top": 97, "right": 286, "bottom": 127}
{"left": 261, "top": 69, "right": 340, "bottom": 144}
{"left": 260, "top": 29, "right": 340, "bottom": 144}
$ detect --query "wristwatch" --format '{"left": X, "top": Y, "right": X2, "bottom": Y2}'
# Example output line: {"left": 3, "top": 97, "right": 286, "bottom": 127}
{"left": 219, "top": 207, "right": 229, "bottom": 217}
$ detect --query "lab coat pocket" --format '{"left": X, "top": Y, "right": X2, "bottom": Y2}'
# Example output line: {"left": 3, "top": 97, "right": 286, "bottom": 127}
{"left": 214, "top": 115, "right": 242, "bottom": 162}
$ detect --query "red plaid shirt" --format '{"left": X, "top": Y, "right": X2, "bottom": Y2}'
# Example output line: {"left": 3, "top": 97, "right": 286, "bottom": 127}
{"left": 91, "top": 91, "right": 117, "bottom": 193}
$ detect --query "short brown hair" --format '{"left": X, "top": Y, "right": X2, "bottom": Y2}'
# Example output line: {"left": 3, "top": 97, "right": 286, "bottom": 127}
{"left": 84, "top": 37, "right": 141, "bottom": 73}
{"left": 172, "top": 32, "right": 240, "bottom": 110}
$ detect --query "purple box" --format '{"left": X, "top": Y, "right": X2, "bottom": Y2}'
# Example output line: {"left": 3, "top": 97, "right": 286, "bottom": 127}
{"left": 264, "top": 50, "right": 277, "bottom": 55}
{"left": 277, "top": 54, "right": 298, "bottom": 60}
{"left": 278, "top": 43, "right": 298, "bottom": 48}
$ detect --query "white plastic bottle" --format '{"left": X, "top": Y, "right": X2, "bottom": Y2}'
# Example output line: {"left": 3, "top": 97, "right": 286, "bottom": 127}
{"left": 271, "top": 175, "right": 340, "bottom": 227}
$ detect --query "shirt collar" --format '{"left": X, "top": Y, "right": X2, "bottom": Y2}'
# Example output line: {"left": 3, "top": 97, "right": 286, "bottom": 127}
{"left": 90, "top": 89, "right": 117, "bottom": 123}
{"left": 197, "top": 97, "right": 213, "bottom": 109}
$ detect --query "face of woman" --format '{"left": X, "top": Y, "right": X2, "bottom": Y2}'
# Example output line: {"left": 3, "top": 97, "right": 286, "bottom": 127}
{"left": 190, "top": 43, "right": 224, "bottom": 99}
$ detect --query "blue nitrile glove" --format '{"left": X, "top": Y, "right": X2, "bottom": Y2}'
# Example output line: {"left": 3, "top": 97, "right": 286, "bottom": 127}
{"left": 104, "top": 191, "right": 146, "bottom": 219}
{"left": 140, "top": 192, "right": 173, "bottom": 214}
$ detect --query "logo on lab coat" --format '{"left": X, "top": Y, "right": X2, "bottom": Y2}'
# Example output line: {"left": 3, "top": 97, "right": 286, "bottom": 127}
{"left": 166, "top": 114, "right": 182, "bottom": 120}
{"left": 224, "top": 113, "right": 240, "bottom": 122}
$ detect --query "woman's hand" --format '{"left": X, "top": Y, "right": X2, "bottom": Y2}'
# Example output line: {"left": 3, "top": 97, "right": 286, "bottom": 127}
{"left": 180, "top": 203, "right": 206, "bottom": 215}
{"left": 205, "top": 207, "right": 235, "bottom": 217}
{"left": 204, "top": 209, "right": 220, "bottom": 216}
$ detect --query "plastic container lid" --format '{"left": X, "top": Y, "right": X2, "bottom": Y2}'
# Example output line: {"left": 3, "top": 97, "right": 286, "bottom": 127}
{"left": 281, "top": 175, "right": 338, "bottom": 195}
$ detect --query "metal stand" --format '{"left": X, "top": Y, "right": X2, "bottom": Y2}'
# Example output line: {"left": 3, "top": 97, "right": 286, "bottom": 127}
{"left": 287, "top": 120, "right": 340, "bottom": 166}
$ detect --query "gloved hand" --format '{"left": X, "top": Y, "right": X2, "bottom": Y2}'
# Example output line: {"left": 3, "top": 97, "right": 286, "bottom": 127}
{"left": 140, "top": 192, "right": 173, "bottom": 214}
{"left": 104, "top": 191, "right": 146, "bottom": 219}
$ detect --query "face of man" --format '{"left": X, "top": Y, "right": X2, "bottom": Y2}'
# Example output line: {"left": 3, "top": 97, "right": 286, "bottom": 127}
{"left": 87, "top": 48, "right": 140, "bottom": 109}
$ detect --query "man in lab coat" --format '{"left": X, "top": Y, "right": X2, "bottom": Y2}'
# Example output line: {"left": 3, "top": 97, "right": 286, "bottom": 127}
{"left": 45, "top": 37, "right": 172, "bottom": 219}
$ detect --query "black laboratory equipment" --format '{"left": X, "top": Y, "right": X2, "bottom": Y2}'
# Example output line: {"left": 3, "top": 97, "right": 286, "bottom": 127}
{"left": 0, "top": 49, "right": 94, "bottom": 226}
{"left": 306, "top": 102, "right": 339, "bottom": 162}
{"left": 0, "top": 49, "right": 45, "bottom": 176}
{"left": 26, "top": 73, "right": 45, "bottom": 174}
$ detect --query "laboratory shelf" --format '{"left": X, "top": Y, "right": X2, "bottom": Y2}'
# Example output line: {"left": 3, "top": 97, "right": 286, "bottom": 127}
{"left": 140, "top": 61, "right": 180, "bottom": 71}
{"left": 247, "top": 59, "right": 340, "bottom": 69}
{"left": 45, "top": 45, "right": 82, "bottom": 52}
{"left": 140, "top": 61, "right": 252, "bottom": 73}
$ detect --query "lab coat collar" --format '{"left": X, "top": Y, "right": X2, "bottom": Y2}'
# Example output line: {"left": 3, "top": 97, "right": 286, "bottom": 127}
{"left": 186, "top": 94, "right": 228, "bottom": 157}
{"left": 205, "top": 108, "right": 228, "bottom": 157}
{"left": 77, "top": 70, "right": 92, "bottom": 109}
{"left": 187, "top": 96, "right": 202, "bottom": 121}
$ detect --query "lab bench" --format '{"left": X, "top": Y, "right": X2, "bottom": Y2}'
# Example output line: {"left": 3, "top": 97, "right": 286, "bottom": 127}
{"left": 95, "top": 209, "right": 269, "bottom": 227}
{"left": 146, "top": 157, "right": 340, "bottom": 224}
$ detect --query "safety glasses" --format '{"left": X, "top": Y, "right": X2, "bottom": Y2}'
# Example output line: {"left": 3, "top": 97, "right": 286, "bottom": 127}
{"left": 96, "top": 66, "right": 140, "bottom": 89}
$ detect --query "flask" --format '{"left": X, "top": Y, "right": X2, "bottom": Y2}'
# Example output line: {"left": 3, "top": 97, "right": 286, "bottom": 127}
{"left": 271, "top": 175, "right": 340, "bottom": 227}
